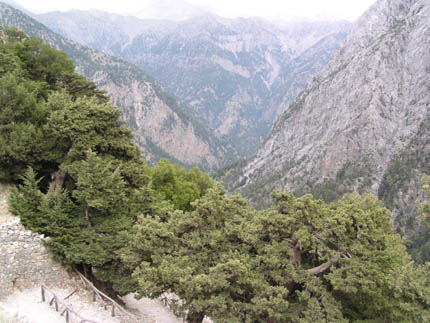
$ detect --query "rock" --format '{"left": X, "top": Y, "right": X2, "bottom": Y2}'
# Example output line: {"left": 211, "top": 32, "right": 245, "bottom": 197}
{"left": 0, "top": 223, "right": 70, "bottom": 299}
{"left": 228, "top": 0, "right": 430, "bottom": 223}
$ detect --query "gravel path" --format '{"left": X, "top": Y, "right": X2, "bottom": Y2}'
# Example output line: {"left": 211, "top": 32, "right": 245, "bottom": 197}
{"left": 123, "top": 294, "right": 183, "bottom": 323}
{"left": 0, "top": 286, "right": 123, "bottom": 323}
{"left": 0, "top": 288, "right": 189, "bottom": 323}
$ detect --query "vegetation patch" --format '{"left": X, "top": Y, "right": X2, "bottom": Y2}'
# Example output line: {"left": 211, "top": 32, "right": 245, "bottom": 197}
{"left": 378, "top": 116, "right": 430, "bottom": 209}
{"left": 311, "top": 160, "right": 374, "bottom": 203}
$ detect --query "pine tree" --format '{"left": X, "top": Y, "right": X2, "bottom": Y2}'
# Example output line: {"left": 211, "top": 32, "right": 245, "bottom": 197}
{"left": 8, "top": 167, "right": 44, "bottom": 230}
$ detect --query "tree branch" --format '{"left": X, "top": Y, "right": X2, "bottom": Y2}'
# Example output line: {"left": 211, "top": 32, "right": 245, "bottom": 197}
{"left": 307, "top": 252, "right": 344, "bottom": 275}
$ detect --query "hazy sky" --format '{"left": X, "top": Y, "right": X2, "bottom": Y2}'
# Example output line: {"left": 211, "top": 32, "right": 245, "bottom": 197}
{"left": 14, "top": 0, "right": 377, "bottom": 21}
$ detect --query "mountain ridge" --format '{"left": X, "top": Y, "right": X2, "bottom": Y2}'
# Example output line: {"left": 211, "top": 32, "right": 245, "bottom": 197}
{"left": 37, "top": 10, "right": 350, "bottom": 156}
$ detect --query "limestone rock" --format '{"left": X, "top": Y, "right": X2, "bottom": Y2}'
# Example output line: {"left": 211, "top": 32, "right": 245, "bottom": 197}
{"left": 227, "top": 0, "right": 430, "bottom": 215}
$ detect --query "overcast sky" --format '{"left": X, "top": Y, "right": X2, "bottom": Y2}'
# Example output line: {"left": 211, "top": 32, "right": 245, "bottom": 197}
{"left": 13, "top": 0, "right": 377, "bottom": 21}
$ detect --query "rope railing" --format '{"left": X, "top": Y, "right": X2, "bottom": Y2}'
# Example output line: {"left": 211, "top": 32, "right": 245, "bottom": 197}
{"left": 75, "top": 271, "right": 140, "bottom": 323}
{"left": 41, "top": 285, "right": 99, "bottom": 323}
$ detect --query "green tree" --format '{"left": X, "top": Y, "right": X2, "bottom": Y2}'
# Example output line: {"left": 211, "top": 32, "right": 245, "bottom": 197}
{"left": 0, "top": 28, "right": 115, "bottom": 184}
{"left": 9, "top": 156, "right": 149, "bottom": 293}
{"left": 123, "top": 189, "right": 430, "bottom": 322}
{"left": 121, "top": 184, "right": 262, "bottom": 322}
{"left": 3, "top": 27, "right": 107, "bottom": 102}
{"left": 64, "top": 150, "right": 126, "bottom": 227}
{"left": 8, "top": 167, "right": 44, "bottom": 230}
{"left": 407, "top": 175, "right": 430, "bottom": 264}
{"left": 0, "top": 70, "right": 47, "bottom": 181}
{"left": 247, "top": 191, "right": 430, "bottom": 322}
{"left": 151, "top": 158, "right": 216, "bottom": 211}
{"left": 419, "top": 175, "right": 430, "bottom": 223}
{"left": 2, "top": 31, "right": 151, "bottom": 294}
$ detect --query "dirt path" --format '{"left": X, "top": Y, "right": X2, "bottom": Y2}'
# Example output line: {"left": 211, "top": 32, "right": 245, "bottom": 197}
{"left": 0, "top": 288, "right": 190, "bottom": 323}
{"left": 123, "top": 294, "right": 183, "bottom": 323}
{"left": 0, "top": 286, "right": 124, "bottom": 323}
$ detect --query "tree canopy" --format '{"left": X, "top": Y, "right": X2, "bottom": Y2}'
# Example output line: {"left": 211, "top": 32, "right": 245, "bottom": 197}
{"left": 122, "top": 189, "right": 430, "bottom": 322}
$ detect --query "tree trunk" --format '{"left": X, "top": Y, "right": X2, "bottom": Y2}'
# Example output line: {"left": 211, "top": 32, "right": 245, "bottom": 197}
{"left": 186, "top": 311, "right": 205, "bottom": 323}
{"left": 49, "top": 169, "right": 66, "bottom": 194}
{"left": 85, "top": 206, "right": 92, "bottom": 228}
{"left": 265, "top": 318, "right": 277, "bottom": 323}
{"left": 291, "top": 243, "right": 302, "bottom": 266}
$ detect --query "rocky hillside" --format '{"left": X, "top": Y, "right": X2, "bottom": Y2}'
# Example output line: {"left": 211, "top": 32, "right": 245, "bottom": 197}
{"left": 37, "top": 10, "right": 350, "bottom": 156}
{"left": 0, "top": 2, "right": 235, "bottom": 170}
{"left": 226, "top": 0, "right": 430, "bottom": 222}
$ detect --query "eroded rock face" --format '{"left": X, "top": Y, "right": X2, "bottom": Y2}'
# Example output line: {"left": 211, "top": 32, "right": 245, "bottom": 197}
{"left": 229, "top": 0, "right": 430, "bottom": 210}
{"left": 105, "top": 79, "right": 220, "bottom": 167}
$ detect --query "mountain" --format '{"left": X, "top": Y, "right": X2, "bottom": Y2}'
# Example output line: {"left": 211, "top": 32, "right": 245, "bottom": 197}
{"left": 37, "top": 11, "right": 350, "bottom": 156}
{"left": 0, "top": 2, "right": 235, "bottom": 170}
{"left": 0, "top": 0, "right": 30, "bottom": 15}
{"left": 129, "top": 0, "right": 211, "bottom": 21}
{"left": 225, "top": 0, "right": 430, "bottom": 224}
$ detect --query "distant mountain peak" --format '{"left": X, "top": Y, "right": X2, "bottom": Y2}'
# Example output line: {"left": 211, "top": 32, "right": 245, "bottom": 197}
{"left": 0, "top": 0, "right": 32, "bottom": 15}
{"left": 129, "top": 0, "right": 212, "bottom": 21}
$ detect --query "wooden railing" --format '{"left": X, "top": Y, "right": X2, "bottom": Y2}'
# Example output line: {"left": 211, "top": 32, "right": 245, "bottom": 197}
{"left": 41, "top": 285, "right": 99, "bottom": 323}
{"left": 76, "top": 271, "right": 140, "bottom": 323}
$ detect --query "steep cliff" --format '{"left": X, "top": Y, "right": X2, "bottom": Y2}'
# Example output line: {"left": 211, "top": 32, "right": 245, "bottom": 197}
{"left": 227, "top": 0, "right": 430, "bottom": 215}
{"left": 37, "top": 11, "right": 350, "bottom": 156}
{"left": 0, "top": 2, "right": 235, "bottom": 169}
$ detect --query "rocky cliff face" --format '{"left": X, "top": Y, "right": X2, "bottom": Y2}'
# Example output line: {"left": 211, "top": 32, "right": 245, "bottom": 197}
{"left": 37, "top": 11, "right": 350, "bottom": 156}
{"left": 226, "top": 0, "right": 430, "bottom": 216}
{"left": 0, "top": 3, "right": 234, "bottom": 170}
